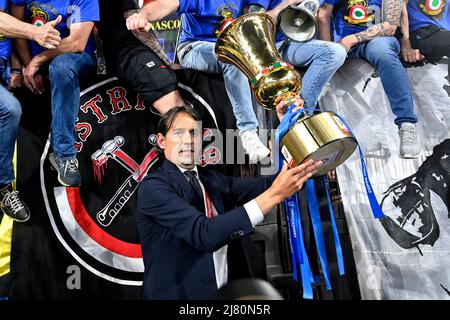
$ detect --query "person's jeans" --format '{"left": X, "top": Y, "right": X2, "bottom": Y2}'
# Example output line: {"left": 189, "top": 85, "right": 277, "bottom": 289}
{"left": 48, "top": 52, "right": 96, "bottom": 159}
{"left": 179, "top": 41, "right": 258, "bottom": 133}
{"left": 347, "top": 37, "right": 418, "bottom": 127}
{"left": 280, "top": 39, "right": 347, "bottom": 112}
{"left": 0, "top": 64, "right": 22, "bottom": 185}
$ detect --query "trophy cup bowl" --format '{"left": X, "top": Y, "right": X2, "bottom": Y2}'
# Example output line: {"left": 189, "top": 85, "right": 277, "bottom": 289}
{"left": 216, "top": 13, "right": 302, "bottom": 109}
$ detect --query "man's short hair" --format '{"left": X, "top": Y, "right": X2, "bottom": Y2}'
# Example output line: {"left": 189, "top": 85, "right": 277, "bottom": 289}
{"left": 156, "top": 105, "right": 201, "bottom": 136}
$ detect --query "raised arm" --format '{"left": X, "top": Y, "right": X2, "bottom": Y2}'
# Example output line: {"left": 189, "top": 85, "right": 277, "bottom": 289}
{"left": 126, "top": 0, "right": 180, "bottom": 31}
{"left": 0, "top": 11, "right": 61, "bottom": 48}
{"left": 123, "top": 9, "right": 174, "bottom": 67}
{"left": 29, "top": 21, "right": 94, "bottom": 65}
{"left": 338, "top": 0, "right": 404, "bottom": 51}
{"left": 23, "top": 20, "right": 94, "bottom": 93}
{"left": 138, "top": 159, "right": 320, "bottom": 252}
{"left": 138, "top": 173, "right": 255, "bottom": 253}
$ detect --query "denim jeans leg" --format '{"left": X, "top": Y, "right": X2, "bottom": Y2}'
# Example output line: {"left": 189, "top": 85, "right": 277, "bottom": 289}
{"left": 180, "top": 41, "right": 258, "bottom": 132}
{"left": 0, "top": 83, "right": 22, "bottom": 185}
{"left": 48, "top": 52, "right": 96, "bottom": 160}
{"left": 348, "top": 37, "right": 417, "bottom": 127}
{"left": 281, "top": 40, "right": 347, "bottom": 112}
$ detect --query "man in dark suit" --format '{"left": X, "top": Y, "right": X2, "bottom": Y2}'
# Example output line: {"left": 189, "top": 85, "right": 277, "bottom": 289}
{"left": 137, "top": 105, "right": 321, "bottom": 300}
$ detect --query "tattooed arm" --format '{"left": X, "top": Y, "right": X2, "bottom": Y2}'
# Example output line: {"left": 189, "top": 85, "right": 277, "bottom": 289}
{"left": 124, "top": 9, "right": 174, "bottom": 68}
{"left": 338, "top": 0, "right": 403, "bottom": 51}
{"left": 126, "top": 0, "right": 179, "bottom": 31}
{"left": 399, "top": 0, "right": 424, "bottom": 62}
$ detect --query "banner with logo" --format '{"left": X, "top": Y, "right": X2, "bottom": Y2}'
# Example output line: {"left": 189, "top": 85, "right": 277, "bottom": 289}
{"left": 320, "top": 59, "right": 450, "bottom": 299}
{"left": 149, "top": 13, "right": 181, "bottom": 62}
{"left": 0, "top": 69, "right": 236, "bottom": 299}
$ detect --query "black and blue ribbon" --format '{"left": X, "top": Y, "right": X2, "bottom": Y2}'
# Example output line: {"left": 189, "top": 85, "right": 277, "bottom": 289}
{"left": 274, "top": 104, "right": 384, "bottom": 299}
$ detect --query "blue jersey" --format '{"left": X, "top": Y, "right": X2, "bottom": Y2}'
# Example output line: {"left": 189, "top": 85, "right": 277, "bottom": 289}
{"left": 407, "top": 0, "right": 450, "bottom": 32}
{"left": 0, "top": 0, "right": 11, "bottom": 60}
{"left": 10, "top": 0, "right": 99, "bottom": 57}
{"left": 177, "top": 0, "right": 280, "bottom": 44}
{"left": 324, "top": 0, "right": 382, "bottom": 41}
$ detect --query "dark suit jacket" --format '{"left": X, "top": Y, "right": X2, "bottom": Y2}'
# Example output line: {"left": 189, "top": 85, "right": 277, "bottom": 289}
{"left": 137, "top": 159, "right": 275, "bottom": 300}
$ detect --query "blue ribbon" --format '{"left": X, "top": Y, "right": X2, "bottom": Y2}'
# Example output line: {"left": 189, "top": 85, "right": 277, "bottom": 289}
{"left": 284, "top": 197, "right": 300, "bottom": 280}
{"left": 274, "top": 105, "right": 304, "bottom": 155}
{"left": 323, "top": 176, "right": 345, "bottom": 276}
{"left": 285, "top": 193, "right": 315, "bottom": 299}
{"left": 276, "top": 104, "right": 317, "bottom": 298}
{"left": 275, "top": 103, "right": 384, "bottom": 299}
{"left": 305, "top": 179, "right": 332, "bottom": 290}
{"left": 330, "top": 113, "right": 385, "bottom": 219}
{"left": 275, "top": 105, "right": 315, "bottom": 298}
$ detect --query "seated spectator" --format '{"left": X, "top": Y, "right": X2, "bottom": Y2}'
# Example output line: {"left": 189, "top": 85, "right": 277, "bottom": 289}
{"left": 1, "top": 0, "right": 61, "bottom": 222}
{"left": 127, "top": 0, "right": 346, "bottom": 163}
{"left": 96, "top": 0, "right": 185, "bottom": 116}
{"left": 400, "top": 0, "right": 449, "bottom": 80}
{"left": 11, "top": 0, "right": 99, "bottom": 186}
{"left": 318, "top": 0, "right": 422, "bottom": 158}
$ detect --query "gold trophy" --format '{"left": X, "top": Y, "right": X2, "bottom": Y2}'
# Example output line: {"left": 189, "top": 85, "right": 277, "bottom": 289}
{"left": 216, "top": 13, "right": 357, "bottom": 174}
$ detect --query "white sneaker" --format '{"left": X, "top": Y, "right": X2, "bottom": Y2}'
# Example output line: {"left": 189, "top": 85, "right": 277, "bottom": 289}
{"left": 399, "top": 123, "right": 422, "bottom": 159}
{"left": 240, "top": 130, "right": 270, "bottom": 163}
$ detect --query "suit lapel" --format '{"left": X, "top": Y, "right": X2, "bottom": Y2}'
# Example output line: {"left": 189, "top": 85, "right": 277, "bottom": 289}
{"left": 162, "top": 160, "right": 225, "bottom": 215}
{"left": 198, "top": 168, "right": 225, "bottom": 215}
{"left": 162, "top": 160, "right": 193, "bottom": 202}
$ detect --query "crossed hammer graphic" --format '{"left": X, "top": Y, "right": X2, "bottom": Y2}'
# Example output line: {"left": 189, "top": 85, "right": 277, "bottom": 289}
{"left": 91, "top": 135, "right": 160, "bottom": 227}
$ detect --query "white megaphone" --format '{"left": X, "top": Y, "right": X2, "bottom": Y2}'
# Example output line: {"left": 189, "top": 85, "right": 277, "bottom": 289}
{"left": 278, "top": 0, "right": 320, "bottom": 42}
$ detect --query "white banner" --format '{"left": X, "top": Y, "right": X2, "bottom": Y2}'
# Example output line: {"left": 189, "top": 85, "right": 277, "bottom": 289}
{"left": 320, "top": 59, "right": 450, "bottom": 299}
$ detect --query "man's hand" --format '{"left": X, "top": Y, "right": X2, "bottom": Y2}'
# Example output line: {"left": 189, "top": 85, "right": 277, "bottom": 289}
{"left": 170, "top": 63, "right": 182, "bottom": 70}
{"left": 10, "top": 72, "right": 24, "bottom": 89}
{"left": 24, "top": 73, "right": 45, "bottom": 95}
{"left": 23, "top": 57, "right": 45, "bottom": 94}
{"left": 275, "top": 94, "right": 304, "bottom": 121}
{"left": 32, "top": 15, "right": 62, "bottom": 49}
{"left": 401, "top": 47, "right": 425, "bottom": 63}
{"left": 273, "top": 160, "right": 322, "bottom": 198}
{"left": 337, "top": 35, "right": 356, "bottom": 52}
{"left": 126, "top": 12, "right": 151, "bottom": 32}
{"left": 255, "top": 159, "right": 322, "bottom": 215}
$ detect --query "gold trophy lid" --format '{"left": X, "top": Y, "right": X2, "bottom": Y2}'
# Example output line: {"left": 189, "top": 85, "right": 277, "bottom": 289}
{"left": 215, "top": 13, "right": 302, "bottom": 109}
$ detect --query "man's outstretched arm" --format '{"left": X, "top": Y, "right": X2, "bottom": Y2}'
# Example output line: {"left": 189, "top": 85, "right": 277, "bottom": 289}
{"left": 0, "top": 11, "right": 61, "bottom": 48}
{"left": 126, "top": 0, "right": 180, "bottom": 31}
{"left": 124, "top": 9, "right": 174, "bottom": 67}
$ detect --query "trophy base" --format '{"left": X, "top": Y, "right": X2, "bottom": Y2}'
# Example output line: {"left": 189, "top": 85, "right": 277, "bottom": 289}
{"left": 280, "top": 112, "right": 357, "bottom": 175}
{"left": 302, "top": 138, "right": 357, "bottom": 175}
